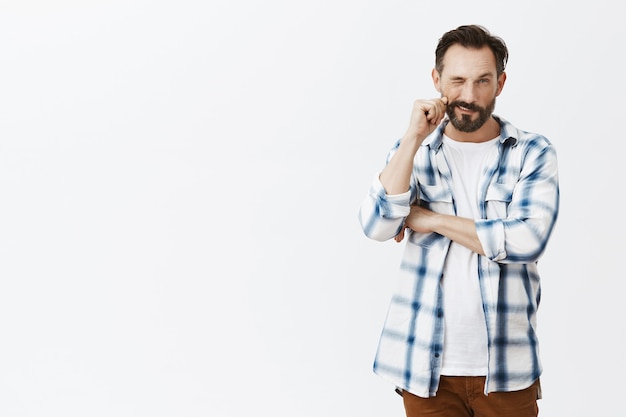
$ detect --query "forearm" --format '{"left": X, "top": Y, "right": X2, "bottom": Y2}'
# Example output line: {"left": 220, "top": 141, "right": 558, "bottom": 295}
{"left": 406, "top": 206, "right": 485, "bottom": 255}
{"left": 379, "top": 134, "right": 421, "bottom": 195}
{"left": 433, "top": 214, "right": 485, "bottom": 255}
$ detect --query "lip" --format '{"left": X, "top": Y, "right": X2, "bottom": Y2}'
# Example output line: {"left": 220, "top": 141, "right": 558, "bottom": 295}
{"left": 456, "top": 105, "right": 475, "bottom": 113}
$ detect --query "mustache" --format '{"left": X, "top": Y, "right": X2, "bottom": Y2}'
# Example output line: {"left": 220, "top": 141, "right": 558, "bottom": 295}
{"left": 448, "top": 100, "right": 483, "bottom": 112}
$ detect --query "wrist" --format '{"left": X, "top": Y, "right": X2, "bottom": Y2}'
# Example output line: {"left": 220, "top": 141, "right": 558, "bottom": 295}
{"left": 401, "top": 130, "right": 426, "bottom": 146}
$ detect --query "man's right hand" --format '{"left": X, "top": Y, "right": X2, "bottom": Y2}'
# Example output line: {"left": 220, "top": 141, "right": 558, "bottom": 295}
{"left": 404, "top": 97, "right": 448, "bottom": 141}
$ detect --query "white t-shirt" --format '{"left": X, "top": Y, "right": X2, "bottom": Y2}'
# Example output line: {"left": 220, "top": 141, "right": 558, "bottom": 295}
{"left": 440, "top": 134, "right": 499, "bottom": 376}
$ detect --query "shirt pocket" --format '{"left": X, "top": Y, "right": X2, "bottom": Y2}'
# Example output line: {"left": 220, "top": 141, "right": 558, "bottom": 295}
{"left": 418, "top": 183, "right": 453, "bottom": 214}
{"left": 485, "top": 182, "right": 515, "bottom": 218}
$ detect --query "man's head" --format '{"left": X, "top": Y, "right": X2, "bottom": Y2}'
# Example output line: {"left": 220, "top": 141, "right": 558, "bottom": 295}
{"left": 432, "top": 25, "right": 508, "bottom": 134}
{"left": 435, "top": 25, "right": 508, "bottom": 77}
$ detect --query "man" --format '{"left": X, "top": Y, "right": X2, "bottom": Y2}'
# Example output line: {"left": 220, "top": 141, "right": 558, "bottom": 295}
{"left": 358, "top": 25, "right": 559, "bottom": 417}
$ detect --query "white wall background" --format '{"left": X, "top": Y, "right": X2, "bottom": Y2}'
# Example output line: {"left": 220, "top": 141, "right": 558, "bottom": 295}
{"left": 0, "top": 1, "right": 623, "bottom": 416}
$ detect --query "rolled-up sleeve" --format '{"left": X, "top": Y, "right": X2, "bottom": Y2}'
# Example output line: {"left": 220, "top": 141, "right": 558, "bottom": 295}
{"left": 475, "top": 141, "right": 559, "bottom": 263}
{"left": 358, "top": 173, "right": 411, "bottom": 242}
{"left": 475, "top": 218, "right": 507, "bottom": 261}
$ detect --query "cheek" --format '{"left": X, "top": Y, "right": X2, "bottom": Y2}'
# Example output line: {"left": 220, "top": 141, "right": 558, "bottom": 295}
{"left": 440, "top": 85, "right": 460, "bottom": 97}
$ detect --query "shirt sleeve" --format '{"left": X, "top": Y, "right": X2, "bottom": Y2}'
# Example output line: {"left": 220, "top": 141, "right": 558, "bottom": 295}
{"left": 358, "top": 173, "right": 411, "bottom": 242}
{"left": 475, "top": 140, "right": 560, "bottom": 263}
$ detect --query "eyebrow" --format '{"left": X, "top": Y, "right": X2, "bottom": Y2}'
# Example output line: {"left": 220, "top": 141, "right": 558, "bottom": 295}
{"left": 450, "top": 72, "right": 494, "bottom": 81}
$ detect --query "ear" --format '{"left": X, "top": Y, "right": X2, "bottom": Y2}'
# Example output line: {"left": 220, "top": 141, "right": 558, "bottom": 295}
{"left": 432, "top": 68, "right": 442, "bottom": 93}
{"left": 496, "top": 72, "right": 507, "bottom": 97}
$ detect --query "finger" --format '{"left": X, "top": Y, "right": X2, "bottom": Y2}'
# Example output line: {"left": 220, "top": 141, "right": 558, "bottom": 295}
{"left": 425, "top": 103, "right": 440, "bottom": 122}
{"left": 430, "top": 98, "right": 448, "bottom": 124}
{"left": 394, "top": 228, "right": 405, "bottom": 242}
{"left": 426, "top": 105, "right": 442, "bottom": 124}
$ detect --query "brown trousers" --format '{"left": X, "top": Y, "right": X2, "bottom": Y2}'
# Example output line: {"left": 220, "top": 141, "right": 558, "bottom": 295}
{"left": 402, "top": 376, "right": 540, "bottom": 417}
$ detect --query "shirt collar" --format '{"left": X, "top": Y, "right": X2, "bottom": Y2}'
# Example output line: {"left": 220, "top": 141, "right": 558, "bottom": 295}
{"left": 424, "top": 114, "right": 519, "bottom": 151}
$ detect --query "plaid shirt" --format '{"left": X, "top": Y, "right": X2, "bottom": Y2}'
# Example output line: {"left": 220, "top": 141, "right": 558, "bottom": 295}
{"left": 358, "top": 115, "right": 559, "bottom": 397}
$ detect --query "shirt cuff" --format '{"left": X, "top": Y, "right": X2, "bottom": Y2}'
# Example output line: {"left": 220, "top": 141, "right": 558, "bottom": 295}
{"left": 371, "top": 173, "right": 411, "bottom": 219}
{"left": 475, "top": 218, "right": 506, "bottom": 261}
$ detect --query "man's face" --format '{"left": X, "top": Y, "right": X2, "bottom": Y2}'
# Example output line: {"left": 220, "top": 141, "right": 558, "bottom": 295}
{"left": 433, "top": 45, "right": 505, "bottom": 133}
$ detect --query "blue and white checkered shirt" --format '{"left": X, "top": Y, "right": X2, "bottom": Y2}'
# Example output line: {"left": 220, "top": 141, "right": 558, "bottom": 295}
{"left": 358, "top": 115, "right": 560, "bottom": 397}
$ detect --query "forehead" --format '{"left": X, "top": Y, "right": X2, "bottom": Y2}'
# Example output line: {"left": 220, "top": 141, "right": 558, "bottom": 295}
{"left": 440, "top": 44, "right": 497, "bottom": 78}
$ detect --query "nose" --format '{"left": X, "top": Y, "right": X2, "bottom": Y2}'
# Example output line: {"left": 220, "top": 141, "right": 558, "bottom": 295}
{"left": 458, "top": 82, "right": 478, "bottom": 104}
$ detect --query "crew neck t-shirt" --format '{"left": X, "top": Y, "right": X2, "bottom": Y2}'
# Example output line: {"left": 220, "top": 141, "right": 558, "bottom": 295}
{"left": 440, "top": 134, "right": 499, "bottom": 376}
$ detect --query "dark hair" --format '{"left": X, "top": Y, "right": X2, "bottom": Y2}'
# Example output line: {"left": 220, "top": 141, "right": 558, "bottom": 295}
{"left": 435, "top": 25, "right": 508, "bottom": 76}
